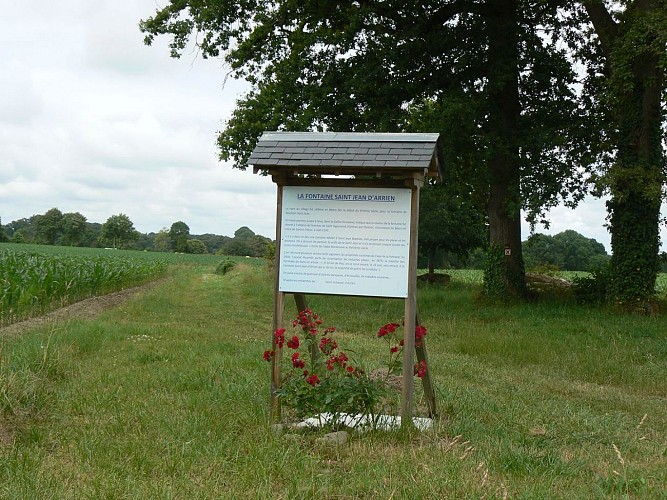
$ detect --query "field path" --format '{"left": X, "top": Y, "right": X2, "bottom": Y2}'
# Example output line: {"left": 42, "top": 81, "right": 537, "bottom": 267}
{"left": 0, "top": 279, "right": 164, "bottom": 337}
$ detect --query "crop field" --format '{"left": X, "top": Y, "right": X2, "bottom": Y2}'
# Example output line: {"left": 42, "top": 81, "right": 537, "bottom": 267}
{"left": 0, "top": 245, "right": 168, "bottom": 326}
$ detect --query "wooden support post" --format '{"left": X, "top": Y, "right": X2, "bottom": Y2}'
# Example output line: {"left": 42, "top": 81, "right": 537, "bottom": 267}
{"left": 270, "top": 183, "right": 285, "bottom": 422}
{"left": 401, "top": 183, "right": 421, "bottom": 427}
{"left": 415, "top": 315, "right": 437, "bottom": 418}
{"left": 270, "top": 292, "right": 284, "bottom": 421}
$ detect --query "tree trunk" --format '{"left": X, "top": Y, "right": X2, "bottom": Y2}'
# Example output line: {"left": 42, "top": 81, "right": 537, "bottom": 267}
{"left": 428, "top": 248, "right": 436, "bottom": 275}
{"left": 607, "top": 49, "right": 663, "bottom": 304}
{"left": 483, "top": 0, "right": 528, "bottom": 298}
{"left": 584, "top": 0, "right": 665, "bottom": 305}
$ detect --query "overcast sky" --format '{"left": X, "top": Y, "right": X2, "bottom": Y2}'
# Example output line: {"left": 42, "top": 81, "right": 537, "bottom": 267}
{"left": 0, "top": 1, "right": 661, "bottom": 251}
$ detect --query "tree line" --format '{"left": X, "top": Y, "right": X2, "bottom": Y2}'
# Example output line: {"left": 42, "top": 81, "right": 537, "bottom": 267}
{"left": 0, "top": 209, "right": 272, "bottom": 257}
{"left": 141, "top": 0, "right": 666, "bottom": 307}
{"left": 2, "top": 207, "right": 612, "bottom": 272}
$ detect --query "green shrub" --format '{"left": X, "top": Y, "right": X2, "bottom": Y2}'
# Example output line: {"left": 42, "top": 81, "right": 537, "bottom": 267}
{"left": 573, "top": 265, "right": 610, "bottom": 305}
{"left": 215, "top": 259, "right": 236, "bottom": 275}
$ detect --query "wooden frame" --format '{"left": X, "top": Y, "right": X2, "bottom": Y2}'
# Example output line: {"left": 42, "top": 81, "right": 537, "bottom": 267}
{"left": 251, "top": 132, "right": 441, "bottom": 426}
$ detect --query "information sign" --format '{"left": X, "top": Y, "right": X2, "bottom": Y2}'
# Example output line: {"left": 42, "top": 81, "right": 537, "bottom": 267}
{"left": 279, "top": 186, "right": 412, "bottom": 297}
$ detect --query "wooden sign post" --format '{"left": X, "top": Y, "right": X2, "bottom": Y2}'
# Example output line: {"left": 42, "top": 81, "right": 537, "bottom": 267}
{"left": 249, "top": 132, "right": 442, "bottom": 426}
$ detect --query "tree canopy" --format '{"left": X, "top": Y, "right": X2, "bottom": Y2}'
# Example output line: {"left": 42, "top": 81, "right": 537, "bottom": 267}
{"left": 169, "top": 221, "right": 190, "bottom": 253}
{"left": 101, "top": 214, "right": 139, "bottom": 249}
{"left": 141, "top": 0, "right": 592, "bottom": 298}
{"left": 418, "top": 183, "right": 487, "bottom": 274}
{"left": 523, "top": 230, "right": 609, "bottom": 271}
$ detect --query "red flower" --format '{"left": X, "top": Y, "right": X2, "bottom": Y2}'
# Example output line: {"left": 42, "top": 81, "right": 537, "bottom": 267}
{"left": 306, "top": 374, "right": 321, "bottom": 386}
{"left": 378, "top": 322, "right": 400, "bottom": 337}
{"left": 414, "top": 360, "right": 427, "bottom": 378}
{"left": 291, "top": 352, "right": 305, "bottom": 369}
{"left": 386, "top": 322, "right": 400, "bottom": 333}
{"left": 319, "top": 337, "right": 338, "bottom": 355}
{"left": 263, "top": 350, "right": 275, "bottom": 361}
{"left": 324, "top": 327, "right": 336, "bottom": 334}
{"left": 346, "top": 365, "right": 355, "bottom": 373}
{"left": 390, "top": 345, "right": 400, "bottom": 354}
{"left": 415, "top": 325, "right": 427, "bottom": 340}
{"left": 286, "top": 335, "right": 300, "bottom": 349}
{"left": 274, "top": 328, "right": 286, "bottom": 348}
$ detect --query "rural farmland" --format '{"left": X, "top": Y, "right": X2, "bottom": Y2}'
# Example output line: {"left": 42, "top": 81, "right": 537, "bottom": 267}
{"left": 0, "top": 244, "right": 665, "bottom": 497}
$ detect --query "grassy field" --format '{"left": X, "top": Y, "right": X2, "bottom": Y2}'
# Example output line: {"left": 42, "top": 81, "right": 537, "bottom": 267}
{"left": 0, "top": 252, "right": 666, "bottom": 497}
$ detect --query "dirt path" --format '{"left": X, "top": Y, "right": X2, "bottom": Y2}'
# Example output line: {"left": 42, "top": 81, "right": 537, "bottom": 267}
{"left": 0, "top": 279, "right": 163, "bottom": 337}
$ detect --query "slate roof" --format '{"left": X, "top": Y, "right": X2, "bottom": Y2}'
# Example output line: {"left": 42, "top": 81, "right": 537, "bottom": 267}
{"left": 248, "top": 132, "right": 441, "bottom": 177}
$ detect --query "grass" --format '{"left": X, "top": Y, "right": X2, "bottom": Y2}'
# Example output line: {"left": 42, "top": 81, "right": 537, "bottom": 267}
{"left": 0, "top": 258, "right": 666, "bottom": 497}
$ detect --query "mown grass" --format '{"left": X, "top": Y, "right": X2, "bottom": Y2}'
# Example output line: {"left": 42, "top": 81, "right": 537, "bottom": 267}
{"left": 0, "top": 261, "right": 665, "bottom": 497}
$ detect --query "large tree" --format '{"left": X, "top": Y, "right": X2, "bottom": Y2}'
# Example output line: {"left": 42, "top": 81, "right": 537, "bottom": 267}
{"left": 561, "top": 1, "right": 666, "bottom": 305}
{"left": 101, "top": 214, "right": 139, "bottom": 249}
{"left": 169, "top": 221, "right": 190, "bottom": 253}
{"left": 36, "top": 207, "right": 64, "bottom": 245}
{"left": 61, "top": 212, "right": 87, "bottom": 247}
{"left": 141, "top": 1, "right": 587, "bottom": 297}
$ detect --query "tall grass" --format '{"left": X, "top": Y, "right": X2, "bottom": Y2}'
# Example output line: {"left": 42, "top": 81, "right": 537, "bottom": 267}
{"left": 0, "top": 261, "right": 665, "bottom": 497}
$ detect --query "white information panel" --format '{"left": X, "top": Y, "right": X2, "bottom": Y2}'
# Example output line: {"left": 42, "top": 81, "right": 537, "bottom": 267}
{"left": 279, "top": 186, "right": 412, "bottom": 297}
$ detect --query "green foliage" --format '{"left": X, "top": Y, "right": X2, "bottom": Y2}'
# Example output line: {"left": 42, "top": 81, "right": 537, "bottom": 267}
{"left": 559, "top": 3, "right": 667, "bottom": 306}
{"left": 141, "top": 1, "right": 594, "bottom": 302}
{"left": 483, "top": 244, "right": 527, "bottom": 299}
{"left": 523, "top": 230, "right": 610, "bottom": 272}
{"left": 271, "top": 310, "right": 389, "bottom": 428}
{"left": 219, "top": 226, "right": 272, "bottom": 257}
{"left": 61, "top": 212, "right": 87, "bottom": 246}
{"left": 607, "top": 195, "right": 661, "bottom": 306}
{"left": 572, "top": 265, "right": 612, "bottom": 305}
{"left": 418, "top": 183, "right": 486, "bottom": 273}
{"left": 0, "top": 218, "right": 7, "bottom": 243}
{"left": 186, "top": 239, "right": 208, "bottom": 254}
{"left": 0, "top": 248, "right": 167, "bottom": 326}
{"left": 214, "top": 258, "right": 236, "bottom": 275}
{"left": 264, "top": 241, "right": 275, "bottom": 272}
{"left": 169, "top": 221, "right": 190, "bottom": 253}
{"left": 35, "top": 208, "right": 63, "bottom": 245}
{"left": 101, "top": 214, "right": 139, "bottom": 249}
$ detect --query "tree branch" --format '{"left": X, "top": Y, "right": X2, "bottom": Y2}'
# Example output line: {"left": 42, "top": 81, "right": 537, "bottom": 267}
{"left": 582, "top": 0, "right": 618, "bottom": 59}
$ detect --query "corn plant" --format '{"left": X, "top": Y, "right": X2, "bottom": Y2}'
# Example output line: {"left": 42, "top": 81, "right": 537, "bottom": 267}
{"left": 0, "top": 249, "right": 167, "bottom": 326}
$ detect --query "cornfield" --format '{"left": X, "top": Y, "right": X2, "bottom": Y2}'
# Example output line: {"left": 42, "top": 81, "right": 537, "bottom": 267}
{"left": 0, "top": 249, "right": 167, "bottom": 326}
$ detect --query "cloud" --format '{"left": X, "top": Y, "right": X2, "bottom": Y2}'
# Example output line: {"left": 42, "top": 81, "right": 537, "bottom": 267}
{"left": 0, "top": 0, "right": 277, "bottom": 239}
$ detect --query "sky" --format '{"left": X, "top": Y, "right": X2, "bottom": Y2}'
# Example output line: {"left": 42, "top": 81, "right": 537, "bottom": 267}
{"left": 0, "top": 0, "right": 661, "bottom": 251}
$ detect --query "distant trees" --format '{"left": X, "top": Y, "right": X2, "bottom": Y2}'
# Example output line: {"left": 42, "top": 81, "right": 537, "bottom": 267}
{"left": 153, "top": 229, "right": 171, "bottom": 252}
{"left": 0, "top": 217, "right": 8, "bottom": 242}
{"left": 418, "top": 183, "right": 487, "bottom": 274}
{"left": 2, "top": 210, "right": 272, "bottom": 256}
{"left": 61, "top": 212, "right": 87, "bottom": 246}
{"left": 219, "top": 226, "right": 272, "bottom": 257}
{"left": 523, "top": 230, "right": 609, "bottom": 272}
{"left": 169, "top": 221, "right": 190, "bottom": 253}
{"left": 101, "top": 214, "right": 139, "bottom": 249}
{"left": 186, "top": 239, "right": 208, "bottom": 254}
{"left": 35, "top": 208, "right": 64, "bottom": 245}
